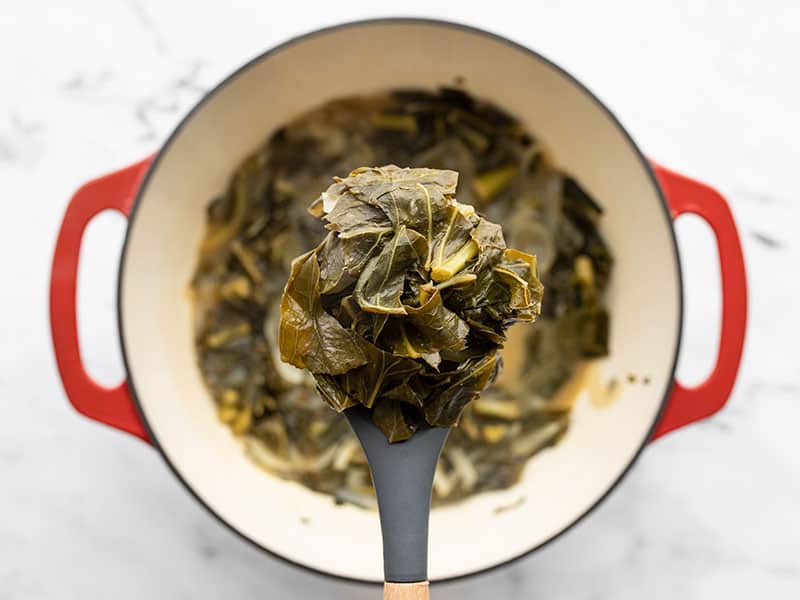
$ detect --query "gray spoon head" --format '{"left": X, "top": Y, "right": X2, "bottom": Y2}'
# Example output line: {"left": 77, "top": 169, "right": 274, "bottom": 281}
{"left": 344, "top": 406, "right": 449, "bottom": 583}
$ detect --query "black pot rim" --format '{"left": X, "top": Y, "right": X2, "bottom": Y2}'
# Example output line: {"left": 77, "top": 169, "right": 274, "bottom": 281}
{"left": 116, "top": 16, "right": 683, "bottom": 587}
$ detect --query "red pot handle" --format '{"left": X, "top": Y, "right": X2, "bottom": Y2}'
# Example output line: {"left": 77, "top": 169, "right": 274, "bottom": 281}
{"left": 50, "top": 158, "right": 154, "bottom": 442}
{"left": 650, "top": 163, "right": 747, "bottom": 439}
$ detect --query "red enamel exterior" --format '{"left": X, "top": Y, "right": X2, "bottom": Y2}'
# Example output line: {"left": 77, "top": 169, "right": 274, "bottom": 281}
{"left": 49, "top": 159, "right": 747, "bottom": 443}
{"left": 49, "top": 158, "right": 153, "bottom": 443}
{"left": 650, "top": 163, "right": 748, "bottom": 438}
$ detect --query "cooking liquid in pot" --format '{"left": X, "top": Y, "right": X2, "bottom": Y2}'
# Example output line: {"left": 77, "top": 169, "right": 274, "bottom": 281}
{"left": 190, "top": 88, "right": 613, "bottom": 507}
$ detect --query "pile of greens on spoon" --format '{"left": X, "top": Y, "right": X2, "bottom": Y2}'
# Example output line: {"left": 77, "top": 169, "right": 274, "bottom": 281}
{"left": 279, "top": 165, "right": 543, "bottom": 441}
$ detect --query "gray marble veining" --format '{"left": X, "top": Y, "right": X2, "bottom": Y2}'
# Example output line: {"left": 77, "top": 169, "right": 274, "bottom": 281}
{"left": 1, "top": 1, "right": 798, "bottom": 598}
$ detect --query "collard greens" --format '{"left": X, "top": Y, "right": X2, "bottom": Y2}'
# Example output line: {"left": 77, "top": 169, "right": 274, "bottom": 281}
{"left": 191, "top": 88, "right": 613, "bottom": 506}
{"left": 279, "top": 166, "right": 543, "bottom": 441}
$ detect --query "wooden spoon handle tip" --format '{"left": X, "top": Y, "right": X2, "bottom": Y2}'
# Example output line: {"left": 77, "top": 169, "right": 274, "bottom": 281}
{"left": 384, "top": 581, "right": 429, "bottom": 600}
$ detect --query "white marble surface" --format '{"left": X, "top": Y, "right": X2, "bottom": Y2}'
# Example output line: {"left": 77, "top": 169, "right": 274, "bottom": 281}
{"left": 2, "top": 0, "right": 799, "bottom": 597}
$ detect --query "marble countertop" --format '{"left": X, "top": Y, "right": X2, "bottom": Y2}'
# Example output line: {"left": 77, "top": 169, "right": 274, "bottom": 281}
{"left": 2, "top": 0, "right": 798, "bottom": 598}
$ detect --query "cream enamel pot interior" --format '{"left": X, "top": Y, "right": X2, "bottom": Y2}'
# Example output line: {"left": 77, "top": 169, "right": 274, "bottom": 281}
{"left": 50, "top": 19, "right": 747, "bottom": 583}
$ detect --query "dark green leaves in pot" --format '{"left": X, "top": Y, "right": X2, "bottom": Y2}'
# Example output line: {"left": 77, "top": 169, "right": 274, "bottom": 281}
{"left": 279, "top": 165, "right": 544, "bottom": 441}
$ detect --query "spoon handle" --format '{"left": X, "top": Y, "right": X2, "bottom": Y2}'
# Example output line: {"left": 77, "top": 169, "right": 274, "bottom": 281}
{"left": 384, "top": 582, "right": 429, "bottom": 600}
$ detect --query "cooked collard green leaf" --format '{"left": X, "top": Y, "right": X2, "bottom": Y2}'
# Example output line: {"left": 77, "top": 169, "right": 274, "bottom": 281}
{"left": 337, "top": 341, "right": 422, "bottom": 409}
{"left": 372, "top": 399, "right": 416, "bottom": 442}
{"left": 278, "top": 251, "right": 368, "bottom": 375}
{"left": 279, "top": 166, "right": 543, "bottom": 441}
{"left": 404, "top": 287, "right": 469, "bottom": 353}
{"left": 423, "top": 352, "right": 500, "bottom": 426}
{"left": 354, "top": 225, "right": 427, "bottom": 315}
{"left": 316, "top": 232, "right": 354, "bottom": 294}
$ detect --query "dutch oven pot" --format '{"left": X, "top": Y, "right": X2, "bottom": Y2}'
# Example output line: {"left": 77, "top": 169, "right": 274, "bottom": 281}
{"left": 50, "top": 19, "right": 747, "bottom": 583}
